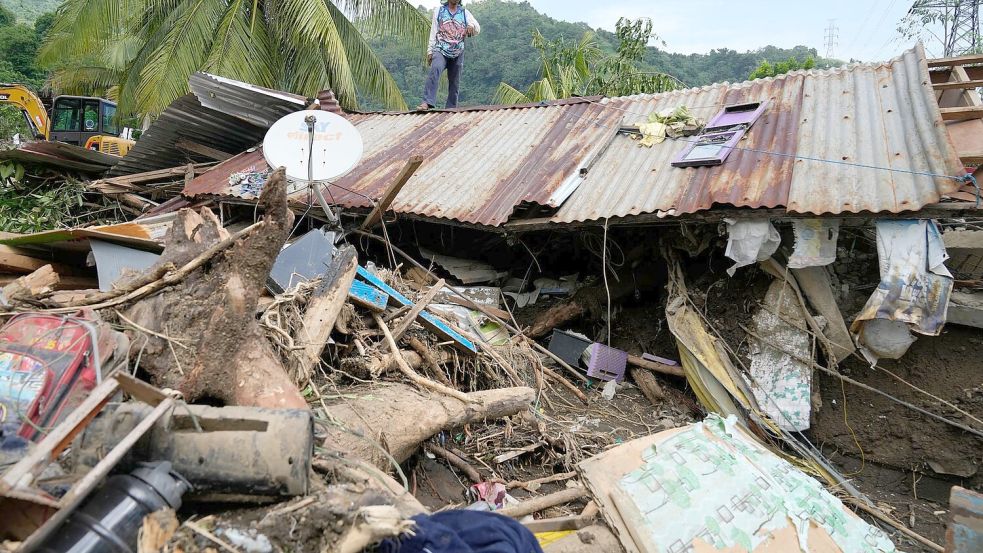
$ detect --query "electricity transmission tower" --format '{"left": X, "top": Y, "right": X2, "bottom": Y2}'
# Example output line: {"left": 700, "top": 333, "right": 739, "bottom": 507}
{"left": 824, "top": 19, "right": 840, "bottom": 60}
{"left": 909, "top": 0, "right": 982, "bottom": 55}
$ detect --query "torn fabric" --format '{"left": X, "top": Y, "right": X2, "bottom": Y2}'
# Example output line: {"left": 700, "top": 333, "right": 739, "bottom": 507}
{"left": 852, "top": 220, "right": 953, "bottom": 337}
{"left": 788, "top": 219, "right": 839, "bottom": 268}
{"left": 724, "top": 219, "right": 780, "bottom": 276}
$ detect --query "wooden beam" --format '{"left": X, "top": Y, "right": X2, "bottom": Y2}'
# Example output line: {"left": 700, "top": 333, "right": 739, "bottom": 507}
{"left": 504, "top": 202, "right": 983, "bottom": 233}
{"left": 360, "top": 156, "right": 423, "bottom": 230}
{"left": 928, "top": 53, "right": 983, "bottom": 67}
{"left": 391, "top": 278, "right": 445, "bottom": 342}
{"left": 0, "top": 245, "right": 79, "bottom": 275}
{"left": 941, "top": 106, "right": 983, "bottom": 121}
{"left": 176, "top": 138, "right": 234, "bottom": 161}
{"left": 0, "top": 274, "right": 97, "bottom": 291}
{"left": 295, "top": 248, "right": 358, "bottom": 380}
{"left": 934, "top": 79, "right": 983, "bottom": 90}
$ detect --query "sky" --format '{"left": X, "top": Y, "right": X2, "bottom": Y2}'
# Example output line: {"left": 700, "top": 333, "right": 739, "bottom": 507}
{"left": 419, "top": 0, "right": 927, "bottom": 62}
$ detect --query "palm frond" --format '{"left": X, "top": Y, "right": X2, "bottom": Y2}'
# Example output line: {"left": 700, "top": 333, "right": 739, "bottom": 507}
{"left": 136, "top": 0, "right": 226, "bottom": 115}
{"left": 339, "top": 0, "right": 428, "bottom": 50}
{"left": 493, "top": 82, "right": 531, "bottom": 105}
{"left": 325, "top": 0, "right": 407, "bottom": 110}
{"left": 203, "top": 0, "right": 277, "bottom": 88}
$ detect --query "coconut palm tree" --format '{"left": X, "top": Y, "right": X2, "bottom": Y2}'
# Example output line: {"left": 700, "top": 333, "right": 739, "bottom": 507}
{"left": 495, "top": 18, "right": 681, "bottom": 104}
{"left": 40, "top": 0, "right": 428, "bottom": 115}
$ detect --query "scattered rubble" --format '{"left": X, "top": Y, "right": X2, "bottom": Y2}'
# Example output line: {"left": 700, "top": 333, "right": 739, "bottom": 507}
{"left": 2, "top": 51, "right": 983, "bottom": 553}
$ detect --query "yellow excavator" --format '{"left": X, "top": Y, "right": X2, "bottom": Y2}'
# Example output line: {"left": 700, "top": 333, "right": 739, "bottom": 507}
{"left": 0, "top": 84, "right": 135, "bottom": 156}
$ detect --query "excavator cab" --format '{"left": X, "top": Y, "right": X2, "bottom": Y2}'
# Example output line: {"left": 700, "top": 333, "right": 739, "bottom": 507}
{"left": 49, "top": 96, "right": 118, "bottom": 146}
{"left": 0, "top": 86, "right": 134, "bottom": 156}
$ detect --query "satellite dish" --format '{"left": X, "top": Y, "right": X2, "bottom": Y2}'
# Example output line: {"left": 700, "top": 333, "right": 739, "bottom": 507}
{"left": 263, "top": 110, "right": 363, "bottom": 183}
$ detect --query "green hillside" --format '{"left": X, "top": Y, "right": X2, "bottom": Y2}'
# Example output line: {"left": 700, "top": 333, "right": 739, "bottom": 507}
{"left": 1, "top": 0, "right": 61, "bottom": 24}
{"left": 369, "top": 0, "right": 833, "bottom": 108}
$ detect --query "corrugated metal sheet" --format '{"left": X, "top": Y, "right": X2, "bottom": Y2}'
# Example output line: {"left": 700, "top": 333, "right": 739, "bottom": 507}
{"left": 552, "top": 44, "right": 964, "bottom": 223}
{"left": 188, "top": 73, "right": 309, "bottom": 128}
{"left": 185, "top": 97, "right": 623, "bottom": 226}
{"left": 110, "top": 73, "right": 309, "bottom": 176}
{"left": 0, "top": 141, "right": 118, "bottom": 173}
{"left": 184, "top": 45, "right": 964, "bottom": 227}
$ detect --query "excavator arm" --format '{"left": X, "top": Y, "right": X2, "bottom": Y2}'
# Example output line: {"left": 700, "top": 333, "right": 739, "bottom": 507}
{"left": 0, "top": 84, "right": 49, "bottom": 140}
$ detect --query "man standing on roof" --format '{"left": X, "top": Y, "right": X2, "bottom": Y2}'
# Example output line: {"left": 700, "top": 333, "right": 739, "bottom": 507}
{"left": 417, "top": 0, "right": 480, "bottom": 110}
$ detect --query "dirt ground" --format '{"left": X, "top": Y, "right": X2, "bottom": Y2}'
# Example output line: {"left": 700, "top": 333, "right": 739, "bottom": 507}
{"left": 812, "top": 324, "right": 983, "bottom": 549}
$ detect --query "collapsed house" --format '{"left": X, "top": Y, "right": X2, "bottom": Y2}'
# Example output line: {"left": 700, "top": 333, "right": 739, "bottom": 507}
{"left": 1, "top": 44, "right": 982, "bottom": 553}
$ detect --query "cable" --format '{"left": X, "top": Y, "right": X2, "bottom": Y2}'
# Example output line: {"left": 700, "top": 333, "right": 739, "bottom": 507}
{"left": 602, "top": 218, "right": 612, "bottom": 346}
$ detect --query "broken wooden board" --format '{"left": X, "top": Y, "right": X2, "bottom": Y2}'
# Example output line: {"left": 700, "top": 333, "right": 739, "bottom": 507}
{"left": 792, "top": 266, "right": 856, "bottom": 364}
{"left": 349, "top": 280, "right": 389, "bottom": 312}
{"left": 355, "top": 266, "right": 476, "bottom": 354}
{"left": 579, "top": 415, "right": 899, "bottom": 553}
{"left": 947, "top": 290, "right": 983, "bottom": 329}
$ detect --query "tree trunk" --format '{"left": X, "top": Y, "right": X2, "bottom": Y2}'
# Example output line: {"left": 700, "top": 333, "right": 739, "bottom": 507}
{"left": 321, "top": 383, "right": 534, "bottom": 469}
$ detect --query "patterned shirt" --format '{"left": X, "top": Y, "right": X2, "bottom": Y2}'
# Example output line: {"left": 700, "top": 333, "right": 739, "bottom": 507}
{"left": 428, "top": 3, "right": 480, "bottom": 58}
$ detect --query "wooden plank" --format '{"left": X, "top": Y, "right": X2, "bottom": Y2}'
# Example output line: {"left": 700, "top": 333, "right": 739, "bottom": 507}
{"left": 391, "top": 278, "right": 446, "bottom": 342}
{"left": 115, "top": 372, "right": 169, "bottom": 406}
{"left": 928, "top": 53, "right": 983, "bottom": 67}
{"left": 934, "top": 79, "right": 983, "bottom": 90}
{"left": 0, "top": 274, "right": 98, "bottom": 291}
{"left": 0, "top": 245, "right": 79, "bottom": 275}
{"left": 355, "top": 266, "right": 476, "bottom": 353}
{"left": 941, "top": 106, "right": 983, "bottom": 121}
{"left": 349, "top": 280, "right": 389, "bottom": 312}
{"left": 176, "top": 138, "right": 234, "bottom": 161}
{"left": 295, "top": 249, "right": 358, "bottom": 378}
{"left": 521, "top": 514, "right": 592, "bottom": 533}
{"left": 1, "top": 376, "right": 120, "bottom": 490}
{"left": 360, "top": 156, "right": 423, "bottom": 230}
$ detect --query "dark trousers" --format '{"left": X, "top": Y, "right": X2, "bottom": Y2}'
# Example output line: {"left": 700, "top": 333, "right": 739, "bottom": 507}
{"left": 423, "top": 51, "right": 464, "bottom": 108}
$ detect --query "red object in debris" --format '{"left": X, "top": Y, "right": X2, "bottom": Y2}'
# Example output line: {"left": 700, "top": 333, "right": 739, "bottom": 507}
{"left": 0, "top": 312, "right": 103, "bottom": 441}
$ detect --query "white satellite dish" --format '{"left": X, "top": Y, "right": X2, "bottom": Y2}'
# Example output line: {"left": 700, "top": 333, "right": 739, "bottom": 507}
{"left": 263, "top": 110, "right": 363, "bottom": 183}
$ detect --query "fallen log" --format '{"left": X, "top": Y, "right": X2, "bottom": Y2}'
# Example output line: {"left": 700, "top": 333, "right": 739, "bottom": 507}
{"left": 321, "top": 382, "right": 534, "bottom": 470}
{"left": 119, "top": 169, "right": 306, "bottom": 409}
{"left": 496, "top": 486, "right": 588, "bottom": 518}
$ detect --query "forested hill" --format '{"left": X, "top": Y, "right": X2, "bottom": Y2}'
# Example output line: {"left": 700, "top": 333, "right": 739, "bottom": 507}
{"left": 370, "top": 0, "right": 827, "bottom": 108}
{"left": 0, "top": 0, "right": 60, "bottom": 24}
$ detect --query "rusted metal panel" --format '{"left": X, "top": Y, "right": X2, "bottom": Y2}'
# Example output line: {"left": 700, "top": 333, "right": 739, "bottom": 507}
{"left": 553, "top": 44, "right": 965, "bottom": 223}
{"left": 183, "top": 98, "right": 621, "bottom": 226}
{"left": 946, "top": 486, "right": 983, "bottom": 553}
{"left": 183, "top": 46, "right": 963, "bottom": 227}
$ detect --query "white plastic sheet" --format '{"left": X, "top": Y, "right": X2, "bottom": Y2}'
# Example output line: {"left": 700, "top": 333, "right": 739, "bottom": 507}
{"left": 724, "top": 219, "right": 780, "bottom": 276}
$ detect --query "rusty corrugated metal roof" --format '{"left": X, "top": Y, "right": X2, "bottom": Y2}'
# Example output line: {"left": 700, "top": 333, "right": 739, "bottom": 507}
{"left": 551, "top": 44, "right": 964, "bottom": 223}
{"left": 184, "top": 45, "right": 964, "bottom": 227}
{"left": 185, "top": 97, "right": 623, "bottom": 226}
